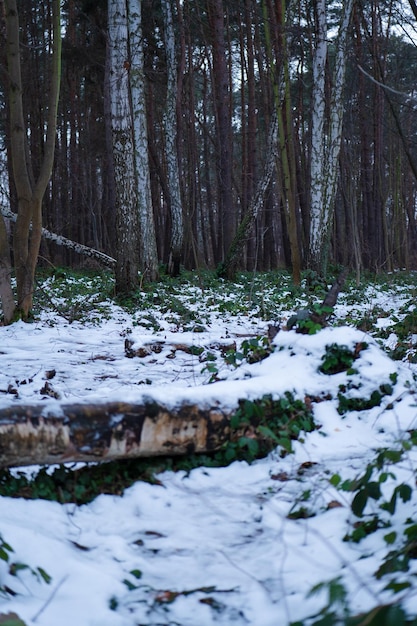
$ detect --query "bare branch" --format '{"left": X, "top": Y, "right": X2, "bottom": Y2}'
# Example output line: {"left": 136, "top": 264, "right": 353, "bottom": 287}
{"left": 357, "top": 64, "right": 417, "bottom": 105}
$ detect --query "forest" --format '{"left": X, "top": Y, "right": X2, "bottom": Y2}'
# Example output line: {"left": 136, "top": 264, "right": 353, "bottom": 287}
{"left": 1, "top": 0, "right": 417, "bottom": 323}
{"left": 4, "top": 3, "right": 417, "bottom": 624}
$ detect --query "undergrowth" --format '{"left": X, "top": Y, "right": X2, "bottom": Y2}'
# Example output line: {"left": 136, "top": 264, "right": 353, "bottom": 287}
{"left": 3, "top": 267, "right": 417, "bottom": 623}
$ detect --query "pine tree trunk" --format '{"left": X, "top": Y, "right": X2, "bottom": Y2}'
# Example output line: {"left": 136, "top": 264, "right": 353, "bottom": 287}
{"left": 208, "top": 0, "right": 235, "bottom": 258}
{"left": 161, "top": 0, "right": 184, "bottom": 277}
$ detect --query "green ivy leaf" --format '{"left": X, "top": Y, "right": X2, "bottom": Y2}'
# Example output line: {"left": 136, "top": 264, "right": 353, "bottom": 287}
{"left": 398, "top": 484, "right": 412, "bottom": 503}
{"left": 384, "top": 532, "right": 397, "bottom": 545}
{"left": 352, "top": 489, "right": 368, "bottom": 517}
{"left": 366, "top": 482, "right": 382, "bottom": 500}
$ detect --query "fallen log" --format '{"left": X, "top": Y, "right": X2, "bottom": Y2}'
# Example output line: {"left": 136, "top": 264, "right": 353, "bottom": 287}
{"left": 0, "top": 401, "right": 232, "bottom": 469}
{"left": 1, "top": 207, "right": 116, "bottom": 269}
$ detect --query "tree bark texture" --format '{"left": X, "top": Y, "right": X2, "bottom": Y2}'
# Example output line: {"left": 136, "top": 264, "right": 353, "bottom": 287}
{"left": 219, "top": 111, "right": 278, "bottom": 279}
{"left": 108, "top": 0, "right": 141, "bottom": 293}
{"left": 308, "top": 0, "right": 354, "bottom": 274}
{"left": 5, "top": 0, "right": 61, "bottom": 318}
{"left": 161, "top": 0, "right": 184, "bottom": 277}
{"left": 207, "top": 0, "right": 234, "bottom": 257}
{"left": 0, "top": 401, "right": 232, "bottom": 469}
{"left": 128, "top": 0, "right": 159, "bottom": 282}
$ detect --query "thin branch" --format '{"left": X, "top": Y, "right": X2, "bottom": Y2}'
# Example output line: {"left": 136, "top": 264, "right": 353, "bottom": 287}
{"left": 357, "top": 64, "right": 417, "bottom": 105}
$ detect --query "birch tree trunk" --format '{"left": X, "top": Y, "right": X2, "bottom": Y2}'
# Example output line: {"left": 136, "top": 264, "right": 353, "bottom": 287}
{"left": 4, "top": 0, "right": 61, "bottom": 320}
{"left": 0, "top": 401, "right": 232, "bottom": 469}
{"left": 309, "top": 0, "right": 355, "bottom": 275}
{"left": 128, "top": 0, "right": 159, "bottom": 282}
{"left": 161, "top": 0, "right": 184, "bottom": 277}
{"left": 108, "top": 0, "right": 141, "bottom": 293}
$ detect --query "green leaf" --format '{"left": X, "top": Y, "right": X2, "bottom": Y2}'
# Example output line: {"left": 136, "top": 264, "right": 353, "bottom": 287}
{"left": 383, "top": 580, "right": 411, "bottom": 593}
{"left": 278, "top": 437, "right": 292, "bottom": 453}
{"left": 381, "top": 492, "right": 397, "bottom": 515}
{"left": 238, "top": 437, "right": 259, "bottom": 458}
{"left": 130, "top": 569, "right": 142, "bottom": 580}
{"left": 37, "top": 567, "right": 52, "bottom": 584}
{"left": 0, "top": 548, "right": 10, "bottom": 563}
{"left": 383, "top": 449, "right": 403, "bottom": 464}
{"left": 352, "top": 489, "right": 368, "bottom": 517}
{"left": 398, "top": 483, "right": 412, "bottom": 503}
{"left": 404, "top": 524, "right": 417, "bottom": 540}
{"left": 9, "top": 563, "right": 29, "bottom": 576}
{"left": 384, "top": 531, "right": 397, "bottom": 545}
{"left": 366, "top": 482, "right": 382, "bottom": 500}
{"left": 123, "top": 578, "right": 138, "bottom": 591}
{"left": 257, "top": 425, "right": 280, "bottom": 442}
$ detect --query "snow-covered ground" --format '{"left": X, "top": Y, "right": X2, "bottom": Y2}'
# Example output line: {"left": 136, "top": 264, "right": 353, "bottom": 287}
{"left": 1, "top": 271, "right": 417, "bottom": 625}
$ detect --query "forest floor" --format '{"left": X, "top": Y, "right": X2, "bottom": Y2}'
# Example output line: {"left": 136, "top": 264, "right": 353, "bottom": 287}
{"left": 1, "top": 268, "right": 417, "bottom": 625}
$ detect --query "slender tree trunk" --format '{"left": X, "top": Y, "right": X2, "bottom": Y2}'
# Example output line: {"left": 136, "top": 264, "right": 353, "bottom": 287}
{"left": 0, "top": 216, "right": 14, "bottom": 324}
{"left": 161, "top": 0, "right": 184, "bottom": 277}
{"left": 207, "top": 0, "right": 234, "bottom": 258}
{"left": 262, "top": 0, "right": 301, "bottom": 284}
{"left": 308, "top": 0, "right": 354, "bottom": 275}
{"left": 218, "top": 112, "right": 278, "bottom": 279}
{"left": 128, "top": 0, "right": 159, "bottom": 282}
{"left": 108, "top": 0, "right": 141, "bottom": 293}
{"left": 308, "top": 0, "right": 328, "bottom": 273}
{"left": 5, "top": 0, "right": 61, "bottom": 319}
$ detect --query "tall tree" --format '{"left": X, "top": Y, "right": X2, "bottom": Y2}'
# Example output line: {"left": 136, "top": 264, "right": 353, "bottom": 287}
{"left": 207, "top": 0, "right": 234, "bottom": 258}
{"left": 2, "top": 0, "right": 61, "bottom": 321}
{"left": 108, "top": 0, "right": 142, "bottom": 293}
{"left": 264, "top": 0, "right": 302, "bottom": 284}
{"left": 309, "top": 0, "right": 354, "bottom": 275}
{"left": 161, "top": 0, "right": 184, "bottom": 277}
{"left": 128, "top": 0, "right": 159, "bottom": 282}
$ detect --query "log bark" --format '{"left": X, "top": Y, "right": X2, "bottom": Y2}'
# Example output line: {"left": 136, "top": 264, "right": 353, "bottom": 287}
{"left": 0, "top": 401, "right": 232, "bottom": 468}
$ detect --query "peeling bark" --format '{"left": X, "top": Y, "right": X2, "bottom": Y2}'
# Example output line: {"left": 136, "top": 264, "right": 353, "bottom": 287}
{"left": 0, "top": 402, "right": 233, "bottom": 468}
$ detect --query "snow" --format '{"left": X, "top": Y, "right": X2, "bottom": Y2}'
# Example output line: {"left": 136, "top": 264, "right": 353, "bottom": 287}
{"left": 1, "top": 273, "right": 417, "bottom": 625}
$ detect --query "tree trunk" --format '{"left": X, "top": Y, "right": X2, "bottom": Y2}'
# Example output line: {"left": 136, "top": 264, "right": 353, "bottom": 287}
{"left": 308, "top": 0, "right": 354, "bottom": 275}
{"left": 0, "top": 401, "right": 232, "bottom": 469}
{"left": 108, "top": 0, "right": 141, "bottom": 294}
{"left": 5, "top": 0, "right": 61, "bottom": 320}
{"left": 0, "top": 216, "right": 14, "bottom": 324}
{"left": 208, "top": 0, "right": 234, "bottom": 258}
{"left": 218, "top": 111, "right": 278, "bottom": 279}
{"left": 128, "top": 0, "right": 159, "bottom": 282}
{"left": 161, "top": 0, "right": 184, "bottom": 277}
